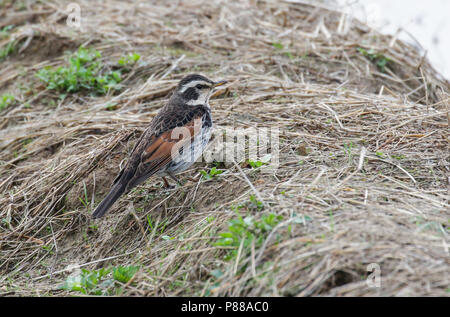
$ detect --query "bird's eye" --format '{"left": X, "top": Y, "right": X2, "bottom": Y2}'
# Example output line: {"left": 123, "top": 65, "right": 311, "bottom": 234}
{"left": 196, "top": 84, "right": 204, "bottom": 89}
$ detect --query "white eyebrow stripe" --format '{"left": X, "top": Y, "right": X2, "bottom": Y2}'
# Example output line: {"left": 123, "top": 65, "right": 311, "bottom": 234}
{"left": 179, "top": 80, "right": 212, "bottom": 92}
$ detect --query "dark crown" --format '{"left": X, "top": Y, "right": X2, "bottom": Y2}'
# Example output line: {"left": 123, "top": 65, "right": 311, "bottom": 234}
{"left": 177, "top": 74, "right": 213, "bottom": 89}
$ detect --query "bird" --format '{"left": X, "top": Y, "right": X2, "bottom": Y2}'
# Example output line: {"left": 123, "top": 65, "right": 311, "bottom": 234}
{"left": 92, "top": 74, "right": 227, "bottom": 218}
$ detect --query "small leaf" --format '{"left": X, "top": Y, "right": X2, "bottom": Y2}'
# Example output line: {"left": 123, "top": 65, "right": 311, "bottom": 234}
{"left": 272, "top": 42, "right": 284, "bottom": 50}
{"left": 210, "top": 269, "right": 224, "bottom": 279}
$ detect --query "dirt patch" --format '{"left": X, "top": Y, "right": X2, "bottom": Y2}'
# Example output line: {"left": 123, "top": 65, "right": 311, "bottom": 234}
{"left": 12, "top": 30, "right": 80, "bottom": 63}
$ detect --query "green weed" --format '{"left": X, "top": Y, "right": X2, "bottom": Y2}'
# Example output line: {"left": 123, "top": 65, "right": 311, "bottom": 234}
{"left": 60, "top": 265, "right": 139, "bottom": 295}
{"left": 248, "top": 195, "right": 264, "bottom": 211}
{"left": 61, "top": 268, "right": 111, "bottom": 295}
{"left": 272, "top": 42, "right": 295, "bottom": 59}
{"left": 247, "top": 154, "right": 272, "bottom": 169}
{"left": 112, "top": 265, "right": 139, "bottom": 283}
{"left": 146, "top": 215, "right": 170, "bottom": 236}
{"left": 357, "top": 47, "right": 391, "bottom": 73}
{"left": 272, "top": 42, "right": 284, "bottom": 50}
{"left": 0, "top": 93, "right": 16, "bottom": 111}
{"left": 36, "top": 46, "right": 122, "bottom": 95}
{"left": 118, "top": 52, "right": 141, "bottom": 67}
{"left": 78, "top": 182, "right": 90, "bottom": 209}
{"left": 0, "top": 40, "right": 16, "bottom": 61}
{"left": 343, "top": 142, "right": 354, "bottom": 164}
{"left": 247, "top": 159, "right": 267, "bottom": 169}
{"left": 0, "top": 25, "right": 14, "bottom": 39}
{"left": 214, "top": 207, "right": 283, "bottom": 261}
{"left": 200, "top": 167, "right": 223, "bottom": 180}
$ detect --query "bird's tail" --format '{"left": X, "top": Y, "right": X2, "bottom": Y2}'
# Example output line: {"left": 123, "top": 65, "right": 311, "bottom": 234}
{"left": 92, "top": 182, "right": 127, "bottom": 218}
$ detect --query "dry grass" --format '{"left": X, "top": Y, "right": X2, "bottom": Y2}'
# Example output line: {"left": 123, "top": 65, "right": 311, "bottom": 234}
{"left": 0, "top": 0, "right": 449, "bottom": 296}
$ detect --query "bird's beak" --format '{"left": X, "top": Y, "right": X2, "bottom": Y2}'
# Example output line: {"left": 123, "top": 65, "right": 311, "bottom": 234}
{"left": 212, "top": 80, "right": 227, "bottom": 88}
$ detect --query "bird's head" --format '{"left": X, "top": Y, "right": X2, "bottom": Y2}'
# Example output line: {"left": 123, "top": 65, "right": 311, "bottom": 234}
{"left": 173, "top": 74, "right": 227, "bottom": 105}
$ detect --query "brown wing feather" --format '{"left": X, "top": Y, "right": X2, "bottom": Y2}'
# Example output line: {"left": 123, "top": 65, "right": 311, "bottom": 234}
{"left": 142, "top": 119, "right": 201, "bottom": 163}
{"left": 125, "top": 115, "right": 204, "bottom": 189}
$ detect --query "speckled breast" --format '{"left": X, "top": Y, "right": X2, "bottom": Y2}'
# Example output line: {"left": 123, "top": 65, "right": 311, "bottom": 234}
{"left": 158, "top": 110, "right": 212, "bottom": 175}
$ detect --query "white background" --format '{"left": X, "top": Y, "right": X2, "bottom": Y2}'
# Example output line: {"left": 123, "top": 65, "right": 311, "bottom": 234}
{"left": 335, "top": 0, "right": 450, "bottom": 80}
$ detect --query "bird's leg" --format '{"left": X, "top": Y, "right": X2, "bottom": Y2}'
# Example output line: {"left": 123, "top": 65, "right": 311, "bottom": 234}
{"left": 167, "top": 172, "right": 182, "bottom": 187}
{"left": 162, "top": 176, "right": 173, "bottom": 189}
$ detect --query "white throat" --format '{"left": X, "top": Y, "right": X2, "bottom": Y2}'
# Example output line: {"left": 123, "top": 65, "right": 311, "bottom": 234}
{"left": 186, "top": 89, "right": 213, "bottom": 106}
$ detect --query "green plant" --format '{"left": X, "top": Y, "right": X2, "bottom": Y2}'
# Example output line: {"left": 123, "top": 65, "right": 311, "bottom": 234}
{"left": 118, "top": 52, "right": 141, "bottom": 66}
{"left": 248, "top": 195, "right": 264, "bottom": 211}
{"left": 88, "top": 224, "right": 98, "bottom": 231}
{"left": 78, "top": 182, "right": 90, "bottom": 209}
{"left": 146, "top": 214, "right": 154, "bottom": 230}
{"left": 343, "top": 142, "right": 354, "bottom": 164}
{"left": 60, "top": 265, "right": 139, "bottom": 295}
{"left": 36, "top": 46, "right": 122, "bottom": 95}
{"left": 0, "top": 40, "right": 16, "bottom": 61}
{"left": 112, "top": 265, "right": 139, "bottom": 283}
{"left": 41, "top": 245, "right": 53, "bottom": 254}
{"left": 200, "top": 167, "right": 223, "bottom": 180}
{"left": 272, "top": 42, "right": 284, "bottom": 50}
{"left": 391, "top": 154, "right": 406, "bottom": 160}
{"left": 0, "top": 93, "right": 16, "bottom": 110}
{"left": 105, "top": 102, "right": 117, "bottom": 111}
{"left": 146, "top": 214, "right": 170, "bottom": 236}
{"left": 247, "top": 154, "right": 272, "bottom": 169}
{"left": 291, "top": 213, "right": 313, "bottom": 227}
{"left": 247, "top": 159, "right": 266, "bottom": 169}
{"left": 61, "top": 268, "right": 111, "bottom": 295}
{"left": 214, "top": 208, "right": 283, "bottom": 261}
{"left": 357, "top": 47, "right": 391, "bottom": 73}
{"left": 0, "top": 25, "right": 14, "bottom": 39}
{"left": 272, "top": 42, "right": 294, "bottom": 59}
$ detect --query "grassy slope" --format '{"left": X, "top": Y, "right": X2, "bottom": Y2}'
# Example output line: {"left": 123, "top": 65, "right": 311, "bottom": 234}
{"left": 0, "top": 0, "right": 448, "bottom": 296}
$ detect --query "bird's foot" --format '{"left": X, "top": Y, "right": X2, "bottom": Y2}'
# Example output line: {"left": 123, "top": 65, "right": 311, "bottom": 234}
{"left": 161, "top": 176, "right": 181, "bottom": 190}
